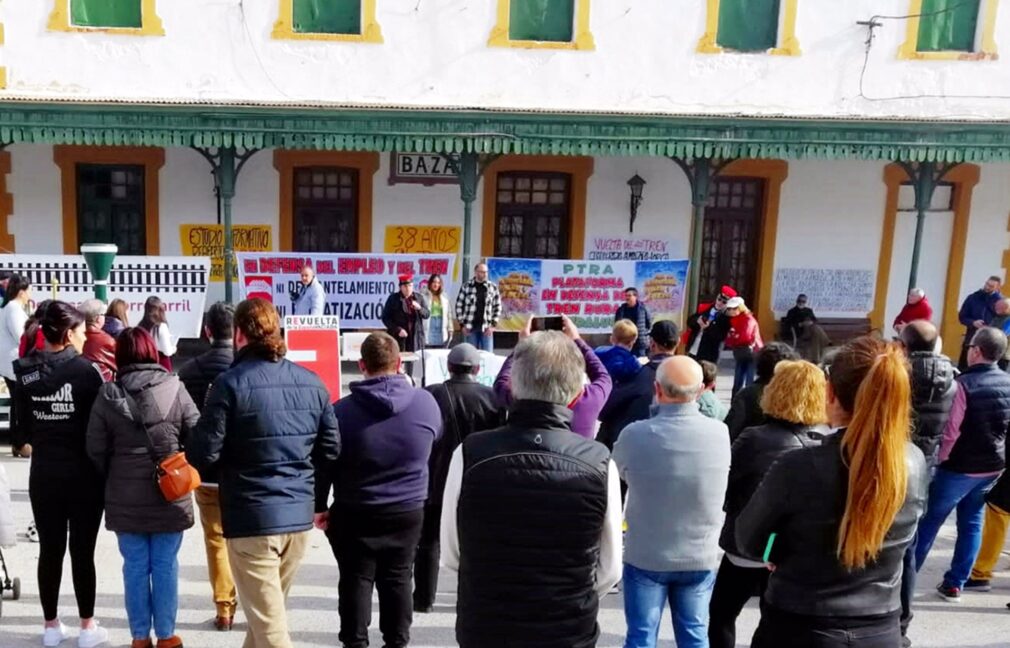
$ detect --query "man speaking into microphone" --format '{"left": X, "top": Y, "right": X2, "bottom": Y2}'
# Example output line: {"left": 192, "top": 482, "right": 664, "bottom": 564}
{"left": 381, "top": 274, "right": 430, "bottom": 354}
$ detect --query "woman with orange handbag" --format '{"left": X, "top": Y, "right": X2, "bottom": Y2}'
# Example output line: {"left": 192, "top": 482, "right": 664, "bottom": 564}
{"left": 87, "top": 327, "right": 200, "bottom": 648}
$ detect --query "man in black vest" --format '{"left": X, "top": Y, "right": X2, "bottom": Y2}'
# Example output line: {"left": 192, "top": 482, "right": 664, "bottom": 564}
{"left": 440, "top": 330, "right": 623, "bottom": 648}
{"left": 915, "top": 326, "right": 1010, "bottom": 602}
{"left": 413, "top": 343, "right": 503, "bottom": 614}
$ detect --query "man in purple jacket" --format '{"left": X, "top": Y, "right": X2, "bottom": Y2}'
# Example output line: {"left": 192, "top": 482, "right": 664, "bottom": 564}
{"left": 494, "top": 314, "right": 612, "bottom": 439}
{"left": 314, "top": 332, "right": 442, "bottom": 648}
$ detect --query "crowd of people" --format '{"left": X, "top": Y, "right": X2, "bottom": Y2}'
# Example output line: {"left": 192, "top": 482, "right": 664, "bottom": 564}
{"left": 0, "top": 264, "right": 1007, "bottom": 648}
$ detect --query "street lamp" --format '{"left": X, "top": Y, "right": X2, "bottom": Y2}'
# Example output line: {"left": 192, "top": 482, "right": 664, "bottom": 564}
{"left": 628, "top": 174, "right": 646, "bottom": 233}
{"left": 80, "top": 243, "right": 118, "bottom": 302}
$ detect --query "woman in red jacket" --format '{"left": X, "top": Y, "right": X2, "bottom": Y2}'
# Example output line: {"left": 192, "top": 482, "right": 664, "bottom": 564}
{"left": 725, "top": 297, "right": 764, "bottom": 397}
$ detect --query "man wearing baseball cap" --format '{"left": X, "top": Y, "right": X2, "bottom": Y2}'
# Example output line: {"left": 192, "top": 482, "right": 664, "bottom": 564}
{"left": 414, "top": 343, "right": 504, "bottom": 613}
{"left": 684, "top": 285, "right": 736, "bottom": 364}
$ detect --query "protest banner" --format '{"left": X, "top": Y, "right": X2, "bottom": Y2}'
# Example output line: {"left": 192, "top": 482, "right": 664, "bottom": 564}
{"left": 383, "top": 225, "right": 461, "bottom": 279}
{"left": 421, "top": 349, "right": 506, "bottom": 388}
{"left": 487, "top": 257, "right": 689, "bottom": 333}
{"left": 587, "top": 235, "right": 680, "bottom": 261}
{"left": 0, "top": 254, "right": 210, "bottom": 338}
{"left": 285, "top": 315, "right": 341, "bottom": 401}
{"left": 237, "top": 252, "right": 455, "bottom": 329}
{"left": 180, "top": 224, "right": 272, "bottom": 282}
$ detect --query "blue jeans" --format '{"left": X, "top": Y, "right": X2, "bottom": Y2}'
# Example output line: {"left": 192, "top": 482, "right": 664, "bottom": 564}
{"left": 117, "top": 532, "right": 184, "bottom": 640}
{"left": 732, "top": 359, "right": 754, "bottom": 396}
{"left": 623, "top": 563, "right": 716, "bottom": 648}
{"left": 914, "top": 468, "right": 997, "bottom": 589}
{"left": 465, "top": 330, "right": 493, "bottom": 352}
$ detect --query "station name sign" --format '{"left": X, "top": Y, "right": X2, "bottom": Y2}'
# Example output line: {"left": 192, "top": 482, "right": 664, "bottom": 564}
{"left": 388, "top": 152, "right": 460, "bottom": 186}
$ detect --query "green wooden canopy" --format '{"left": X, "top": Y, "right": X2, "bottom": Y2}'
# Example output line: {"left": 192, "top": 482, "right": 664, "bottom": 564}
{"left": 1, "top": 100, "right": 1009, "bottom": 162}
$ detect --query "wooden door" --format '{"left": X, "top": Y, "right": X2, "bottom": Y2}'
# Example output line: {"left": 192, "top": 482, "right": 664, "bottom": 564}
{"left": 699, "top": 177, "right": 764, "bottom": 305}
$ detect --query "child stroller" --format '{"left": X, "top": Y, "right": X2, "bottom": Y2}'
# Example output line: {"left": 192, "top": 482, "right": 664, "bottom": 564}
{"left": 0, "top": 463, "right": 19, "bottom": 618}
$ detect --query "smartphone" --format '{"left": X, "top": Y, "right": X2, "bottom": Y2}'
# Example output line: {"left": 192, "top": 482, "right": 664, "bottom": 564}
{"left": 532, "top": 316, "right": 564, "bottom": 332}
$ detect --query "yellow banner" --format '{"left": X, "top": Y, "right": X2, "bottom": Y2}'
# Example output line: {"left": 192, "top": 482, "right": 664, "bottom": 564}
{"left": 180, "top": 224, "right": 272, "bottom": 282}
{"left": 383, "top": 225, "right": 461, "bottom": 279}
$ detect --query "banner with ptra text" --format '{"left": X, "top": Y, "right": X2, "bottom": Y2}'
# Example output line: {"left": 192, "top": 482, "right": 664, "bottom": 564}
{"left": 236, "top": 252, "right": 455, "bottom": 328}
{"left": 0, "top": 254, "right": 210, "bottom": 338}
{"left": 486, "top": 258, "right": 690, "bottom": 333}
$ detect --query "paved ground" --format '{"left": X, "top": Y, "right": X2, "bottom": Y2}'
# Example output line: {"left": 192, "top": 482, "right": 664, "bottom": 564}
{"left": 1, "top": 368, "right": 1009, "bottom": 646}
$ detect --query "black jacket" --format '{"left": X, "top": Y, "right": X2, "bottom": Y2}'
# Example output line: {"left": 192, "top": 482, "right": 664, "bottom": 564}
{"left": 456, "top": 401, "right": 610, "bottom": 648}
{"left": 597, "top": 353, "right": 670, "bottom": 450}
{"left": 908, "top": 351, "right": 957, "bottom": 463}
{"left": 381, "top": 291, "right": 430, "bottom": 353}
{"left": 87, "top": 365, "right": 199, "bottom": 534}
{"left": 187, "top": 345, "right": 341, "bottom": 539}
{"left": 725, "top": 382, "right": 767, "bottom": 441}
{"left": 720, "top": 418, "right": 827, "bottom": 557}
{"left": 178, "top": 339, "right": 234, "bottom": 411}
{"left": 736, "top": 433, "right": 928, "bottom": 617}
{"left": 424, "top": 375, "right": 504, "bottom": 509}
{"left": 943, "top": 362, "right": 1010, "bottom": 474}
{"left": 14, "top": 348, "right": 105, "bottom": 483}
{"left": 686, "top": 308, "right": 731, "bottom": 363}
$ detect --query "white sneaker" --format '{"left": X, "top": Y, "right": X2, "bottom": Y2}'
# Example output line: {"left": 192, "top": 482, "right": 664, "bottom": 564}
{"left": 77, "top": 623, "right": 109, "bottom": 648}
{"left": 42, "top": 622, "right": 68, "bottom": 647}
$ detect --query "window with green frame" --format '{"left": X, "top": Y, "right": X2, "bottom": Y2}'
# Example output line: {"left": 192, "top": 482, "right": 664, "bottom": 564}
{"left": 71, "top": 0, "right": 142, "bottom": 29}
{"left": 293, "top": 0, "right": 361, "bottom": 35}
{"left": 716, "top": 0, "right": 781, "bottom": 52}
{"left": 509, "top": 0, "right": 575, "bottom": 42}
{"left": 917, "top": 0, "right": 980, "bottom": 52}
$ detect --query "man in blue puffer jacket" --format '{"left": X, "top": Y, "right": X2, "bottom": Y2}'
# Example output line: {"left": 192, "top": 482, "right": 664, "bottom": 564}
{"left": 188, "top": 298, "right": 340, "bottom": 648}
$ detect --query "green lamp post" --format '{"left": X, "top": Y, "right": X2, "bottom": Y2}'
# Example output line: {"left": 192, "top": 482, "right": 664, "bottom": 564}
{"left": 80, "top": 244, "right": 118, "bottom": 302}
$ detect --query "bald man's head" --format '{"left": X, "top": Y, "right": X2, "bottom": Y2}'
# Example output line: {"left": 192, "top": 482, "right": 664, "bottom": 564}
{"left": 900, "top": 319, "right": 939, "bottom": 354}
{"left": 655, "top": 356, "right": 704, "bottom": 404}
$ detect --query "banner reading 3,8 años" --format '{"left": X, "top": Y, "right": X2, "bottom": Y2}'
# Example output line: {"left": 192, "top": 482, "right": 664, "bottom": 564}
{"left": 487, "top": 258, "right": 689, "bottom": 334}
{"left": 236, "top": 252, "right": 455, "bottom": 328}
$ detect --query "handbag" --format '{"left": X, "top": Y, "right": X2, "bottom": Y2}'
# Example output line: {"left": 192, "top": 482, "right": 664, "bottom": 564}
{"left": 120, "top": 383, "right": 201, "bottom": 502}
{"left": 732, "top": 345, "right": 755, "bottom": 363}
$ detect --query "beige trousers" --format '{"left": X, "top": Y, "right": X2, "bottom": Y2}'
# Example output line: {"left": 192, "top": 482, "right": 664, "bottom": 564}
{"left": 226, "top": 531, "right": 309, "bottom": 648}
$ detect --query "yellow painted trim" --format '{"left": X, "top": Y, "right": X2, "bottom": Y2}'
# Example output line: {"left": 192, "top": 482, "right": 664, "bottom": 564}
{"left": 898, "top": 0, "right": 998, "bottom": 60}
{"left": 272, "top": 0, "right": 383, "bottom": 43}
{"left": 272, "top": 150, "right": 380, "bottom": 253}
{"left": 488, "top": 0, "right": 595, "bottom": 51}
{"left": 870, "top": 163, "right": 980, "bottom": 359}
{"left": 480, "top": 155, "right": 594, "bottom": 260}
{"left": 696, "top": 0, "right": 801, "bottom": 56}
{"left": 0, "top": 152, "right": 14, "bottom": 252}
{"left": 0, "top": 23, "right": 6, "bottom": 90}
{"left": 53, "top": 145, "right": 165, "bottom": 255}
{"left": 48, "top": 0, "right": 164, "bottom": 36}
{"left": 718, "top": 159, "right": 789, "bottom": 339}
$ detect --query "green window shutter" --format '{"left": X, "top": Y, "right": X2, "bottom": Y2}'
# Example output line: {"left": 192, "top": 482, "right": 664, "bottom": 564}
{"left": 917, "top": 0, "right": 980, "bottom": 52}
{"left": 71, "top": 0, "right": 143, "bottom": 29}
{"left": 293, "top": 0, "right": 362, "bottom": 35}
{"left": 509, "top": 0, "right": 575, "bottom": 42}
{"left": 716, "top": 0, "right": 780, "bottom": 52}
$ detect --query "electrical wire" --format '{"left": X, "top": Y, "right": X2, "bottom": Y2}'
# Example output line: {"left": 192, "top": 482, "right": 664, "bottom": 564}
{"left": 857, "top": 1, "right": 1010, "bottom": 102}
{"left": 236, "top": 0, "right": 294, "bottom": 100}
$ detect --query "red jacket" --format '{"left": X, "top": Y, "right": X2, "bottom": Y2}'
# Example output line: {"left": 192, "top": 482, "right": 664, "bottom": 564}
{"left": 894, "top": 297, "right": 933, "bottom": 329}
{"left": 83, "top": 328, "right": 117, "bottom": 382}
{"left": 725, "top": 312, "right": 764, "bottom": 350}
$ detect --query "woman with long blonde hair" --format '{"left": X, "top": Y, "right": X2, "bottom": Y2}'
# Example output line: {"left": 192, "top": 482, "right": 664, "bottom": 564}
{"left": 736, "top": 336, "right": 928, "bottom": 648}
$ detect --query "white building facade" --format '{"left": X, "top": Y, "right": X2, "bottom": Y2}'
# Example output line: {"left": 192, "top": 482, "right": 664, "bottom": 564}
{"left": 0, "top": 0, "right": 1008, "bottom": 354}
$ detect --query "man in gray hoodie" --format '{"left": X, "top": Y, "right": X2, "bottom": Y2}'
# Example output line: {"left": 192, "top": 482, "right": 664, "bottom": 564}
{"left": 613, "top": 356, "right": 731, "bottom": 648}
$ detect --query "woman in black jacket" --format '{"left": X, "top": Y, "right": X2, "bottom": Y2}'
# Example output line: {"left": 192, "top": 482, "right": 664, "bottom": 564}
{"left": 736, "top": 336, "right": 929, "bottom": 648}
{"left": 13, "top": 301, "right": 109, "bottom": 647}
{"left": 709, "top": 360, "right": 828, "bottom": 648}
{"left": 87, "top": 327, "right": 200, "bottom": 648}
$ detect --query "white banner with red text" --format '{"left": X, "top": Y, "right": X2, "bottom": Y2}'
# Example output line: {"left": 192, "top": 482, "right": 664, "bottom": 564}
{"left": 237, "top": 252, "right": 455, "bottom": 329}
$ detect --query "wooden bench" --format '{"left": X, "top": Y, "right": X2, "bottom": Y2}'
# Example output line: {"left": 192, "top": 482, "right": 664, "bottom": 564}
{"left": 815, "top": 317, "right": 874, "bottom": 346}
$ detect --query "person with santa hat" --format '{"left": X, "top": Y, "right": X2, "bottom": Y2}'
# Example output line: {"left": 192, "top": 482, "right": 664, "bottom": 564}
{"left": 683, "top": 285, "right": 737, "bottom": 364}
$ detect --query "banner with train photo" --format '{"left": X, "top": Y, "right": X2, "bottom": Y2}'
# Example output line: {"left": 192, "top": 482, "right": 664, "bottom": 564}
{"left": 486, "top": 258, "right": 690, "bottom": 334}
{"left": 236, "top": 252, "right": 455, "bottom": 329}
